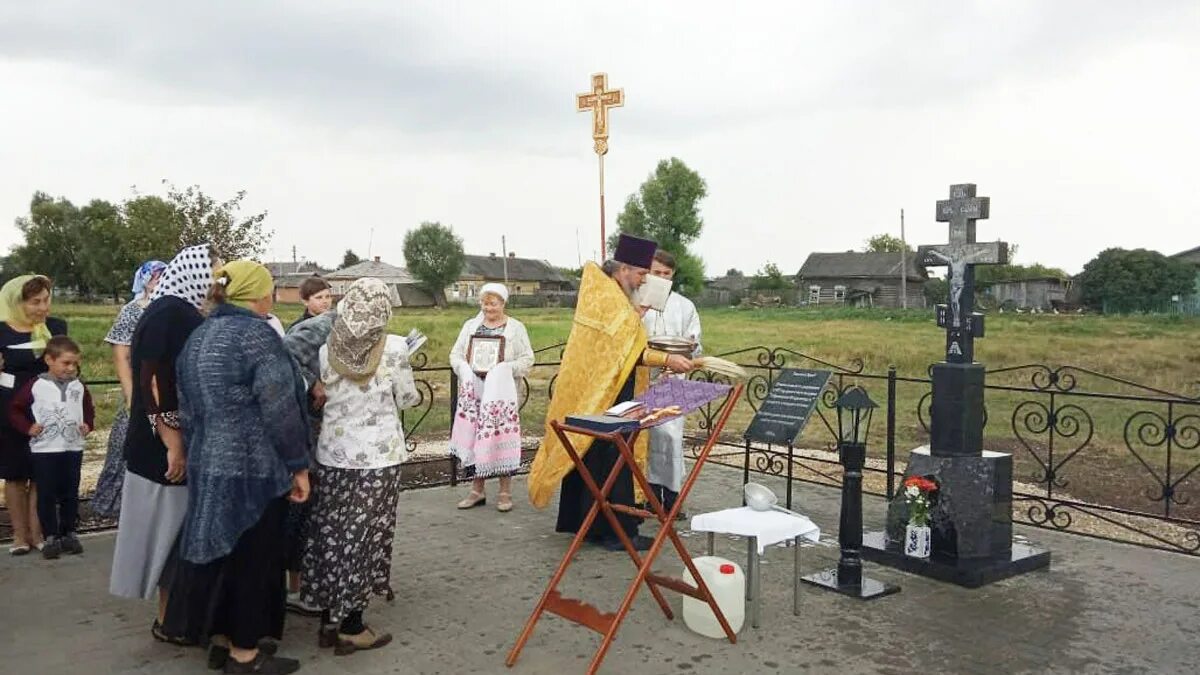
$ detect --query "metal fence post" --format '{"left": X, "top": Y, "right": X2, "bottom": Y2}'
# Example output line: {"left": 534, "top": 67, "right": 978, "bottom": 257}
{"left": 886, "top": 365, "right": 897, "bottom": 500}
{"left": 449, "top": 369, "right": 459, "bottom": 487}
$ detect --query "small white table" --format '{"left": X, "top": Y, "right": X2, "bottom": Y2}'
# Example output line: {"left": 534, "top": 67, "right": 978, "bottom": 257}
{"left": 690, "top": 507, "right": 821, "bottom": 628}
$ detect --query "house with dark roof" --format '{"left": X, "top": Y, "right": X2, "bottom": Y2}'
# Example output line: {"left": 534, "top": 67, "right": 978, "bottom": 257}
{"left": 266, "top": 261, "right": 329, "bottom": 304}
{"left": 796, "top": 252, "right": 927, "bottom": 308}
{"left": 451, "top": 252, "right": 574, "bottom": 300}
{"left": 1170, "top": 245, "right": 1200, "bottom": 308}
{"left": 326, "top": 257, "right": 436, "bottom": 308}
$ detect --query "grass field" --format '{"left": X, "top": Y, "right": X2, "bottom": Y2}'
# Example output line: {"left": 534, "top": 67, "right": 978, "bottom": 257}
{"left": 64, "top": 301, "right": 1200, "bottom": 442}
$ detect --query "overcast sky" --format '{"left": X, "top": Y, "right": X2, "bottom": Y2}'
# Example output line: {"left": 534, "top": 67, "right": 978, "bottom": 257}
{"left": 1, "top": 1, "right": 1196, "bottom": 275}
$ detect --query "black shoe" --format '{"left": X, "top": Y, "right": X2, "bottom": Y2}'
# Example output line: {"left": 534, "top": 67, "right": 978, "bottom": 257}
{"left": 208, "top": 641, "right": 279, "bottom": 670}
{"left": 41, "top": 538, "right": 61, "bottom": 560}
{"left": 223, "top": 652, "right": 299, "bottom": 675}
{"left": 601, "top": 535, "right": 654, "bottom": 552}
{"left": 61, "top": 534, "right": 84, "bottom": 555}
{"left": 151, "top": 620, "right": 198, "bottom": 647}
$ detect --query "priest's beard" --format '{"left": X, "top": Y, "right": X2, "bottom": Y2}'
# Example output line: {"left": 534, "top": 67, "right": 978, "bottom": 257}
{"left": 604, "top": 262, "right": 637, "bottom": 301}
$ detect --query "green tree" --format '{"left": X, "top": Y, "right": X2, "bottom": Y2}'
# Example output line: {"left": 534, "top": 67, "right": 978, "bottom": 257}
{"left": 749, "top": 262, "right": 792, "bottom": 290}
{"left": 863, "top": 234, "right": 911, "bottom": 253}
{"left": 1076, "top": 248, "right": 1194, "bottom": 313}
{"left": 612, "top": 157, "right": 708, "bottom": 296}
{"left": 403, "top": 222, "right": 465, "bottom": 308}
{"left": 725, "top": 268, "right": 743, "bottom": 277}
{"left": 341, "top": 249, "right": 362, "bottom": 269}
{"left": 923, "top": 277, "right": 948, "bottom": 305}
{"left": 78, "top": 199, "right": 135, "bottom": 300}
{"left": 9, "top": 192, "right": 87, "bottom": 294}
{"left": 122, "top": 195, "right": 183, "bottom": 267}
{"left": 165, "top": 181, "right": 271, "bottom": 260}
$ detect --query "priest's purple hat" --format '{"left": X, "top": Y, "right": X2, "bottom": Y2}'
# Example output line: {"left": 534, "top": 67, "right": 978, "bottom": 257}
{"left": 613, "top": 234, "right": 657, "bottom": 269}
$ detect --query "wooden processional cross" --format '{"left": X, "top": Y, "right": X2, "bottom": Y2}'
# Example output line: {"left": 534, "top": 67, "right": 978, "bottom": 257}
{"left": 576, "top": 72, "right": 624, "bottom": 261}
{"left": 916, "top": 184, "right": 1009, "bottom": 364}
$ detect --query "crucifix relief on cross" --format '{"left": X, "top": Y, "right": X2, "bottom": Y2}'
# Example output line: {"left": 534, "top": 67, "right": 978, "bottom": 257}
{"left": 917, "top": 184, "right": 1009, "bottom": 364}
{"left": 576, "top": 72, "right": 624, "bottom": 155}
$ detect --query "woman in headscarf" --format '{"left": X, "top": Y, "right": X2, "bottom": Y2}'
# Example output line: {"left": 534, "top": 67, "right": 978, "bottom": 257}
{"left": 109, "top": 244, "right": 214, "bottom": 641}
{"left": 0, "top": 275, "right": 65, "bottom": 555}
{"left": 91, "top": 260, "right": 167, "bottom": 519}
{"left": 448, "top": 283, "right": 534, "bottom": 512}
{"left": 169, "top": 259, "right": 310, "bottom": 674}
{"left": 302, "top": 277, "right": 420, "bottom": 656}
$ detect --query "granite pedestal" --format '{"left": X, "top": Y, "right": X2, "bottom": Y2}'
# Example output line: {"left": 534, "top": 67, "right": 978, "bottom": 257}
{"left": 861, "top": 446, "right": 1050, "bottom": 588}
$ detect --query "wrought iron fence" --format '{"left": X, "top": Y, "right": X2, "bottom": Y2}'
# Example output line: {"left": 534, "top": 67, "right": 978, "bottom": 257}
{"left": 5, "top": 346, "right": 1199, "bottom": 559}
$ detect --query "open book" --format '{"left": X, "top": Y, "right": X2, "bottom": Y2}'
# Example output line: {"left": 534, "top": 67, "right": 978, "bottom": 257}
{"left": 405, "top": 328, "right": 427, "bottom": 355}
{"left": 632, "top": 274, "right": 671, "bottom": 312}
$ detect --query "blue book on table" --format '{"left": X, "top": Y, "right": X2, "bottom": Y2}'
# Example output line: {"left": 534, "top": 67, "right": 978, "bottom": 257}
{"left": 564, "top": 414, "right": 640, "bottom": 434}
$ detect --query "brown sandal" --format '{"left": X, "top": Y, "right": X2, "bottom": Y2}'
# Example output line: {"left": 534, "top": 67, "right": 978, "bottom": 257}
{"left": 457, "top": 491, "right": 486, "bottom": 509}
{"left": 335, "top": 627, "right": 392, "bottom": 656}
{"left": 497, "top": 492, "right": 514, "bottom": 513}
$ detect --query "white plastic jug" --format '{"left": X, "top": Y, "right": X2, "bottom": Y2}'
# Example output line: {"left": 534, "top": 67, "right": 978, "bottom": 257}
{"left": 681, "top": 556, "right": 745, "bottom": 638}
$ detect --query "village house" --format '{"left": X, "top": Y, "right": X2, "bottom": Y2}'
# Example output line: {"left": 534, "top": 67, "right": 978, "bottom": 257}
{"left": 985, "top": 277, "right": 1071, "bottom": 311}
{"left": 325, "top": 257, "right": 435, "bottom": 308}
{"left": 449, "top": 252, "right": 574, "bottom": 300}
{"left": 1170, "top": 245, "right": 1200, "bottom": 313}
{"left": 796, "top": 252, "right": 927, "bottom": 308}
{"left": 266, "top": 261, "right": 328, "bottom": 304}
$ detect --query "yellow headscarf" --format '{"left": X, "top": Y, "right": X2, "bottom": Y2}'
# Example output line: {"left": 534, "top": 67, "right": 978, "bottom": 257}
{"left": 0, "top": 275, "right": 53, "bottom": 346}
{"left": 215, "top": 260, "right": 273, "bottom": 309}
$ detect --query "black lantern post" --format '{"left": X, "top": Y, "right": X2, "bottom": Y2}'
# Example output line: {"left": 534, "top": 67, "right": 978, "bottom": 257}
{"left": 801, "top": 385, "right": 900, "bottom": 599}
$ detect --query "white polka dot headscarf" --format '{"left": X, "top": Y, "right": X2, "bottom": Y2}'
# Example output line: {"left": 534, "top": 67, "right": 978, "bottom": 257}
{"left": 151, "top": 244, "right": 214, "bottom": 310}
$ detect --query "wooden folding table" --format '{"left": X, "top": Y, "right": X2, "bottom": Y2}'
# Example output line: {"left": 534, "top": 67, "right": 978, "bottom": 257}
{"left": 507, "top": 384, "right": 744, "bottom": 675}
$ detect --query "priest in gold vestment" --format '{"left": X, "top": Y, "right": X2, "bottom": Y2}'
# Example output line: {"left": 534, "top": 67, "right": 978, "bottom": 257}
{"left": 527, "top": 234, "right": 694, "bottom": 551}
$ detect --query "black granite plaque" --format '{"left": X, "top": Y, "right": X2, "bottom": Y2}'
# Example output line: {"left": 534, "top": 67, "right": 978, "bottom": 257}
{"left": 743, "top": 368, "right": 831, "bottom": 445}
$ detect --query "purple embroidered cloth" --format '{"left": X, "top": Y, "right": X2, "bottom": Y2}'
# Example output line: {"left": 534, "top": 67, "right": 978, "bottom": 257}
{"left": 633, "top": 378, "right": 732, "bottom": 428}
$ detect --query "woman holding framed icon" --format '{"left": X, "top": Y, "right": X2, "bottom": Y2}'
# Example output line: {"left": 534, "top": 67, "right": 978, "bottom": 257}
{"left": 448, "top": 283, "right": 534, "bottom": 512}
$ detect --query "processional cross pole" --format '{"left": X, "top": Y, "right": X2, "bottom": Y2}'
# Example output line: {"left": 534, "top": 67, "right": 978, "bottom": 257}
{"left": 916, "top": 184, "right": 1008, "bottom": 364}
{"left": 576, "top": 72, "right": 624, "bottom": 261}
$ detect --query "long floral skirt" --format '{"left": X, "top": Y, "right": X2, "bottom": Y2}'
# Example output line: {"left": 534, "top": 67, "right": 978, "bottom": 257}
{"left": 301, "top": 464, "right": 401, "bottom": 622}
{"left": 91, "top": 406, "right": 130, "bottom": 519}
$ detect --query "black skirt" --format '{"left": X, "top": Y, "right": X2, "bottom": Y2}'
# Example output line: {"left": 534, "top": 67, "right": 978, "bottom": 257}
{"left": 554, "top": 371, "right": 640, "bottom": 541}
{"left": 163, "top": 497, "right": 289, "bottom": 649}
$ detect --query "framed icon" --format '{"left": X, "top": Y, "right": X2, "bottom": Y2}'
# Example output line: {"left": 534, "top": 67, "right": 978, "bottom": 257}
{"left": 467, "top": 335, "right": 506, "bottom": 376}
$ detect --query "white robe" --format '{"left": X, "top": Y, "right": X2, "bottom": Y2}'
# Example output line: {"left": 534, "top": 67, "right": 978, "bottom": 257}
{"left": 642, "top": 292, "right": 702, "bottom": 492}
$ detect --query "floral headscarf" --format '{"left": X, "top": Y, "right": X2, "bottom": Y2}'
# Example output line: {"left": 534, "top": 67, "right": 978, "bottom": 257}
{"left": 131, "top": 260, "right": 167, "bottom": 297}
{"left": 327, "top": 277, "right": 392, "bottom": 381}
{"left": 152, "top": 244, "right": 213, "bottom": 310}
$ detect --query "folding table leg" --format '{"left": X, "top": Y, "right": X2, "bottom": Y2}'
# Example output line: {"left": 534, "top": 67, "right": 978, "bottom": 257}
{"left": 707, "top": 532, "right": 714, "bottom": 556}
{"left": 746, "top": 539, "right": 754, "bottom": 603}
{"left": 750, "top": 537, "right": 761, "bottom": 629}
{"left": 793, "top": 535, "right": 801, "bottom": 616}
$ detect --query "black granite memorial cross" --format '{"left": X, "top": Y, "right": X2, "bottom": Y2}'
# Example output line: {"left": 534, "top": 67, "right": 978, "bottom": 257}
{"left": 859, "top": 184, "right": 1049, "bottom": 585}
{"left": 916, "top": 184, "right": 1009, "bottom": 365}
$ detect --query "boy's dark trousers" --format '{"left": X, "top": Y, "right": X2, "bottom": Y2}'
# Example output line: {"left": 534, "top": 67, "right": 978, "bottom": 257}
{"left": 31, "top": 452, "right": 83, "bottom": 537}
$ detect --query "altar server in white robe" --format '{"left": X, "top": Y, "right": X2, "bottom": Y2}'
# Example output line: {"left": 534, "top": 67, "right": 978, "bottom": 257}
{"left": 641, "top": 250, "right": 701, "bottom": 518}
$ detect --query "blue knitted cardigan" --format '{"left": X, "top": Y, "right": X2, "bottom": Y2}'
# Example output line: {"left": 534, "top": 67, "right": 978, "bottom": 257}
{"left": 176, "top": 303, "right": 311, "bottom": 564}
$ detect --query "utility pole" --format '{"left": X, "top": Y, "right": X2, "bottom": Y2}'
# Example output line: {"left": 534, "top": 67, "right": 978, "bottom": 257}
{"left": 502, "top": 235, "right": 509, "bottom": 285}
{"left": 900, "top": 208, "right": 908, "bottom": 309}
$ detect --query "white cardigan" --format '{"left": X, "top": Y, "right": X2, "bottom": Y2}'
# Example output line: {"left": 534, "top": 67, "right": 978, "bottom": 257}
{"left": 448, "top": 315, "right": 535, "bottom": 379}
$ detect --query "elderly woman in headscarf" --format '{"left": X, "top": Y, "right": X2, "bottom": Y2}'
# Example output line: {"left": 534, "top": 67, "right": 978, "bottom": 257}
{"left": 0, "top": 274, "right": 66, "bottom": 555}
{"left": 91, "top": 260, "right": 167, "bottom": 519}
{"left": 302, "top": 277, "right": 420, "bottom": 656}
{"left": 109, "top": 245, "right": 214, "bottom": 641}
{"left": 448, "top": 283, "right": 534, "bottom": 512}
{"left": 164, "top": 259, "right": 311, "bottom": 674}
